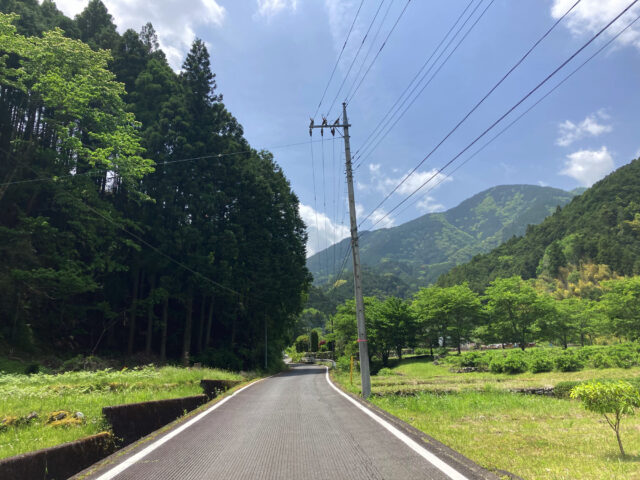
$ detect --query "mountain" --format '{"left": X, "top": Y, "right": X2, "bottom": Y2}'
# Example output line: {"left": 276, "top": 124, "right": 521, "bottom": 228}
{"left": 308, "top": 185, "right": 577, "bottom": 289}
{"left": 439, "top": 158, "right": 640, "bottom": 291}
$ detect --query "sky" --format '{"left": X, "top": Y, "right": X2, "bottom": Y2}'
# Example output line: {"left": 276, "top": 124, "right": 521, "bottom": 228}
{"left": 50, "top": 0, "right": 640, "bottom": 257}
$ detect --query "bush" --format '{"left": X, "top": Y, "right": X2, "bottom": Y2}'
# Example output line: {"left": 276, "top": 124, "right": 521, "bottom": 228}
{"left": 309, "top": 330, "right": 319, "bottom": 353}
{"left": 530, "top": 356, "right": 554, "bottom": 373}
{"left": 336, "top": 356, "right": 352, "bottom": 372}
{"left": 489, "top": 357, "right": 505, "bottom": 373}
{"left": 555, "top": 380, "right": 582, "bottom": 398}
{"left": 195, "top": 348, "right": 242, "bottom": 371}
{"left": 295, "top": 335, "right": 309, "bottom": 353}
{"left": 503, "top": 351, "right": 528, "bottom": 374}
{"left": 591, "top": 353, "right": 615, "bottom": 369}
{"left": 555, "top": 352, "right": 584, "bottom": 372}
{"left": 377, "top": 367, "right": 394, "bottom": 376}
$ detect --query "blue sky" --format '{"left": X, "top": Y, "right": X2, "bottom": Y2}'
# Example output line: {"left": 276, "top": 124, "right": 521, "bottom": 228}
{"left": 53, "top": 0, "right": 640, "bottom": 256}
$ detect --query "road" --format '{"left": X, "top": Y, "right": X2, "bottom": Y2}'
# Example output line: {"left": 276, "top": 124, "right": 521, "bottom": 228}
{"left": 81, "top": 365, "right": 496, "bottom": 480}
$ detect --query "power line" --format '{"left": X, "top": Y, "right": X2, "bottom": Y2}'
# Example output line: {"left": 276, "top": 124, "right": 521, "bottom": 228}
{"left": 351, "top": 0, "right": 476, "bottom": 162}
{"left": 370, "top": 0, "right": 639, "bottom": 229}
{"left": 353, "top": 0, "right": 492, "bottom": 169}
{"left": 343, "top": 0, "right": 397, "bottom": 105}
{"left": 309, "top": 137, "right": 322, "bottom": 256}
{"left": 395, "top": 12, "right": 640, "bottom": 220}
{"left": 313, "top": 0, "right": 367, "bottom": 118}
{"left": 346, "top": 0, "right": 413, "bottom": 103}
{"left": 324, "top": 0, "right": 388, "bottom": 119}
{"left": 0, "top": 139, "right": 327, "bottom": 187}
{"left": 359, "top": 0, "right": 579, "bottom": 226}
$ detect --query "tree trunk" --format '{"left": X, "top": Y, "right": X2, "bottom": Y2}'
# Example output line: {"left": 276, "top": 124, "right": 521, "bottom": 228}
{"left": 127, "top": 267, "right": 140, "bottom": 356}
{"left": 160, "top": 296, "right": 168, "bottom": 361}
{"left": 205, "top": 296, "right": 214, "bottom": 349}
{"left": 196, "top": 295, "right": 206, "bottom": 354}
{"left": 145, "top": 275, "right": 156, "bottom": 355}
{"left": 182, "top": 292, "right": 193, "bottom": 366}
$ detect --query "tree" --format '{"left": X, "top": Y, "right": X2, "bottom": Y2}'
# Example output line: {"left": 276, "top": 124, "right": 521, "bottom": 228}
{"left": 571, "top": 381, "right": 640, "bottom": 456}
{"left": 309, "top": 330, "right": 319, "bottom": 353}
{"left": 601, "top": 276, "right": 640, "bottom": 340}
{"left": 373, "top": 297, "right": 416, "bottom": 364}
{"left": 74, "top": 0, "right": 118, "bottom": 50}
{"left": 483, "top": 276, "right": 548, "bottom": 350}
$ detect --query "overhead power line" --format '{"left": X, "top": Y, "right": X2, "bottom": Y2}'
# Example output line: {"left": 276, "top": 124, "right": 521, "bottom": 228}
{"left": 324, "top": 0, "right": 388, "bottom": 118}
{"left": 352, "top": 0, "right": 477, "bottom": 164}
{"left": 313, "top": 0, "right": 367, "bottom": 118}
{"left": 369, "top": 0, "right": 639, "bottom": 229}
{"left": 0, "top": 139, "right": 326, "bottom": 187}
{"left": 353, "top": 0, "right": 493, "bottom": 169}
{"left": 346, "top": 0, "right": 413, "bottom": 103}
{"left": 359, "top": 0, "right": 581, "bottom": 226}
{"left": 395, "top": 11, "right": 640, "bottom": 219}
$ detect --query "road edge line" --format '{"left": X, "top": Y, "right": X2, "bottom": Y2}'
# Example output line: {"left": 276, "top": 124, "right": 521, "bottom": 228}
{"left": 324, "top": 367, "right": 470, "bottom": 480}
{"left": 94, "top": 378, "right": 265, "bottom": 480}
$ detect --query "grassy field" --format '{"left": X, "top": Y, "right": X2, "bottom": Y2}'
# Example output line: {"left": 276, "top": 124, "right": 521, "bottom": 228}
{"left": 0, "top": 365, "right": 244, "bottom": 459}
{"left": 333, "top": 358, "right": 640, "bottom": 480}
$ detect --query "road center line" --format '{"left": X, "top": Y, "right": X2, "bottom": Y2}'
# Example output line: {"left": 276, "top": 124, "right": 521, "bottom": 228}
{"left": 94, "top": 379, "right": 264, "bottom": 480}
{"left": 324, "top": 367, "right": 470, "bottom": 480}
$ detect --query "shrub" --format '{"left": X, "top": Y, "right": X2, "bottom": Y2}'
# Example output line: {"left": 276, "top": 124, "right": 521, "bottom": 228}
{"left": 377, "top": 367, "right": 394, "bottom": 376}
{"left": 571, "top": 381, "right": 640, "bottom": 456}
{"left": 591, "top": 353, "right": 615, "bottom": 369}
{"left": 489, "top": 357, "right": 505, "bottom": 374}
{"left": 555, "top": 380, "right": 582, "bottom": 398}
{"left": 503, "top": 352, "right": 528, "bottom": 374}
{"left": 195, "top": 348, "right": 242, "bottom": 371}
{"left": 555, "top": 352, "right": 584, "bottom": 372}
{"left": 530, "top": 356, "right": 554, "bottom": 373}
{"left": 336, "top": 356, "right": 351, "bottom": 372}
{"left": 295, "top": 335, "right": 309, "bottom": 353}
{"left": 309, "top": 330, "right": 319, "bottom": 353}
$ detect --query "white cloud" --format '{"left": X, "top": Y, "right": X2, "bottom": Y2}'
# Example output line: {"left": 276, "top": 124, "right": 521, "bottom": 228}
{"left": 551, "top": 0, "right": 640, "bottom": 50}
{"left": 538, "top": 180, "right": 549, "bottom": 187}
{"left": 369, "top": 208, "right": 395, "bottom": 228}
{"left": 255, "top": 0, "right": 298, "bottom": 18}
{"left": 416, "top": 196, "right": 445, "bottom": 213}
{"left": 556, "top": 111, "right": 612, "bottom": 147}
{"left": 299, "top": 203, "right": 349, "bottom": 257}
{"left": 559, "top": 146, "right": 615, "bottom": 186}
{"left": 52, "top": 0, "right": 226, "bottom": 69}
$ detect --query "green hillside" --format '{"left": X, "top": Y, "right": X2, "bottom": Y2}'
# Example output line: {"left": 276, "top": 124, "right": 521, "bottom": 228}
{"left": 439, "top": 158, "right": 640, "bottom": 291}
{"left": 308, "top": 185, "right": 576, "bottom": 288}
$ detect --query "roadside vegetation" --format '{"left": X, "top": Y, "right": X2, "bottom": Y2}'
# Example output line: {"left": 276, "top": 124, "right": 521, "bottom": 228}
{"left": 0, "top": 364, "right": 244, "bottom": 460}
{"left": 331, "top": 353, "right": 640, "bottom": 480}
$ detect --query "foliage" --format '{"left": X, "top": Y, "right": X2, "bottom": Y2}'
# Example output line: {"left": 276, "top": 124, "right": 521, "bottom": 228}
{"left": 571, "top": 381, "right": 640, "bottom": 456}
{"left": 554, "top": 351, "right": 584, "bottom": 372}
{"left": 309, "top": 330, "right": 319, "bottom": 353}
{"left": 0, "top": 4, "right": 309, "bottom": 368}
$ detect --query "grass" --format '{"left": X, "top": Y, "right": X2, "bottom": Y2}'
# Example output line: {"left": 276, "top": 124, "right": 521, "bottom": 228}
{"left": 332, "top": 358, "right": 640, "bottom": 479}
{"left": 0, "top": 365, "right": 244, "bottom": 459}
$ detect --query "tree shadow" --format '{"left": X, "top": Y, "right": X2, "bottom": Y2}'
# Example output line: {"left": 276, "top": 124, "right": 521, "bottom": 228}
{"left": 604, "top": 453, "right": 640, "bottom": 462}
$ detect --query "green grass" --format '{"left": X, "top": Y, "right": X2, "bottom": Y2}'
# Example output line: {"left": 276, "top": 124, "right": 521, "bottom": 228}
{"left": 0, "top": 365, "right": 244, "bottom": 459}
{"left": 332, "top": 358, "right": 640, "bottom": 479}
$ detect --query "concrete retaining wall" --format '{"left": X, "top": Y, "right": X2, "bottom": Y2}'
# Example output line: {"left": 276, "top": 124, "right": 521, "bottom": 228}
{"left": 200, "top": 379, "right": 241, "bottom": 400}
{"left": 103, "top": 394, "right": 207, "bottom": 446}
{"left": 0, "top": 432, "right": 114, "bottom": 480}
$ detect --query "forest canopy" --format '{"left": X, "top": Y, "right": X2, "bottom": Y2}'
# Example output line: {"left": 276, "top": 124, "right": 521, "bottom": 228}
{"left": 0, "top": 1, "right": 310, "bottom": 369}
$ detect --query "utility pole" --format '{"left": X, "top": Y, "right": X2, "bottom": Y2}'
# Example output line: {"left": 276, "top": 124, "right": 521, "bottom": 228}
{"left": 309, "top": 103, "right": 371, "bottom": 398}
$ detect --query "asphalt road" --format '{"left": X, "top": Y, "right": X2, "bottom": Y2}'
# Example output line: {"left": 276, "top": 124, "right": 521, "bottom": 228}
{"left": 82, "top": 365, "right": 495, "bottom": 480}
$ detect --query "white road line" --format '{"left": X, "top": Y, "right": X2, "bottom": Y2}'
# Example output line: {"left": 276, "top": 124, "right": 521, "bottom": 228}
{"left": 94, "top": 379, "right": 263, "bottom": 480}
{"left": 324, "top": 367, "right": 470, "bottom": 480}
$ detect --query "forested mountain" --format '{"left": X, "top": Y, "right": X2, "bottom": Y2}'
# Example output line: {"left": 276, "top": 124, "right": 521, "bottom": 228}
{"left": 439, "top": 158, "right": 640, "bottom": 292}
{"left": 308, "top": 185, "right": 575, "bottom": 288}
{"left": 0, "top": 1, "right": 310, "bottom": 369}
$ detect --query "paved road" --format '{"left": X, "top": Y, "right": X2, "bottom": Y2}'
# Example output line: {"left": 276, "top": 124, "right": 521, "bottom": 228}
{"left": 82, "top": 365, "right": 495, "bottom": 480}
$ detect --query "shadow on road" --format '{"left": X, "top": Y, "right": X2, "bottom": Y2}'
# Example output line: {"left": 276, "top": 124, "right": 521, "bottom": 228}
{"left": 278, "top": 364, "right": 325, "bottom": 377}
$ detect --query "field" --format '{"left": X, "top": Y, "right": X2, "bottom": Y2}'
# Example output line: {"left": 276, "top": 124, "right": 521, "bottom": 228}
{"left": 0, "top": 365, "right": 244, "bottom": 459}
{"left": 332, "top": 351, "right": 640, "bottom": 480}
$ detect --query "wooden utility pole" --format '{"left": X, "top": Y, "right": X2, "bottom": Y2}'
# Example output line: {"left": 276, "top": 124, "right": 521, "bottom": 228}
{"left": 309, "top": 103, "right": 371, "bottom": 398}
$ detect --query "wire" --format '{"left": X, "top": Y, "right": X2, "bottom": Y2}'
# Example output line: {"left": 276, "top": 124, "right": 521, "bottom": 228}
{"left": 324, "top": 0, "right": 388, "bottom": 119}
{"left": 309, "top": 137, "right": 321, "bottom": 256}
{"left": 370, "top": 0, "right": 639, "bottom": 229}
{"left": 359, "top": 0, "right": 580, "bottom": 226}
{"left": 313, "top": 0, "right": 367, "bottom": 118}
{"left": 347, "top": 0, "right": 413, "bottom": 103}
{"left": 354, "top": 0, "right": 492, "bottom": 169}
{"left": 343, "top": 0, "right": 397, "bottom": 105}
{"left": 0, "top": 139, "right": 327, "bottom": 187}
{"left": 352, "top": 0, "right": 476, "bottom": 162}
{"left": 395, "top": 12, "right": 640, "bottom": 219}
